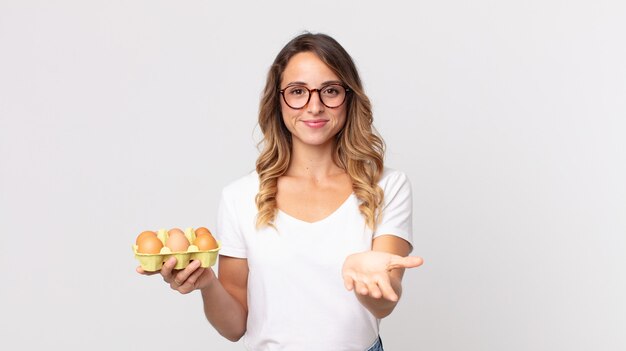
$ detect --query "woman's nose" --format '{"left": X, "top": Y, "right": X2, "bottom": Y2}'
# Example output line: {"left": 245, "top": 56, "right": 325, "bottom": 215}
{"left": 307, "top": 89, "right": 324, "bottom": 113}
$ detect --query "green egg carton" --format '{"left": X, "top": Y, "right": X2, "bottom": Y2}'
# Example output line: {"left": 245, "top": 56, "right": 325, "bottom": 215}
{"left": 133, "top": 227, "right": 220, "bottom": 272}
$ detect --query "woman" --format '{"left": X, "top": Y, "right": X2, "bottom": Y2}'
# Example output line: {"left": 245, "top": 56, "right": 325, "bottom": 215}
{"left": 137, "top": 32, "right": 423, "bottom": 351}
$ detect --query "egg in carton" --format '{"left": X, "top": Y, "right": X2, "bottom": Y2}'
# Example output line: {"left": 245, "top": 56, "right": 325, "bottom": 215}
{"left": 133, "top": 227, "right": 220, "bottom": 272}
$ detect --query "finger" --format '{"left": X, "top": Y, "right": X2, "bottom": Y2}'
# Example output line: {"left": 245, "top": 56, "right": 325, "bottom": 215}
{"left": 376, "top": 276, "right": 399, "bottom": 302}
{"left": 176, "top": 280, "right": 192, "bottom": 294}
{"left": 161, "top": 257, "right": 177, "bottom": 282}
{"left": 388, "top": 256, "right": 424, "bottom": 271}
{"left": 366, "top": 280, "right": 382, "bottom": 299}
{"left": 184, "top": 266, "right": 205, "bottom": 288}
{"left": 174, "top": 260, "right": 201, "bottom": 285}
{"left": 136, "top": 266, "right": 159, "bottom": 275}
{"left": 342, "top": 270, "right": 355, "bottom": 291}
{"left": 354, "top": 280, "right": 369, "bottom": 296}
{"left": 178, "top": 285, "right": 194, "bottom": 294}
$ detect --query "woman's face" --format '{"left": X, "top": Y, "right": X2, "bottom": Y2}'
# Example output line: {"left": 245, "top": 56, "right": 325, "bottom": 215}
{"left": 279, "top": 51, "right": 347, "bottom": 149}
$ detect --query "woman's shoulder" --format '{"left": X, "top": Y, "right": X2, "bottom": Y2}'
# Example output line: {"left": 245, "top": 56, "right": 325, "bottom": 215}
{"left": 378, "top": 167, "right": 410, "bottom": 188}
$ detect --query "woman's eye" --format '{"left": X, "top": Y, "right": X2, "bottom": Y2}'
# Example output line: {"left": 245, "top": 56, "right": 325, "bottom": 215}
{"left": 289, "top": 88, "right": 305, "bottom": 95}
{"left": 323, "top": 87, "right": 338, "bottom": 96}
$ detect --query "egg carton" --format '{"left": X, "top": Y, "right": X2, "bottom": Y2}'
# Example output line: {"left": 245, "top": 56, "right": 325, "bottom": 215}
{"left": 133, "top": 227, "right": 220, "bottom": 272}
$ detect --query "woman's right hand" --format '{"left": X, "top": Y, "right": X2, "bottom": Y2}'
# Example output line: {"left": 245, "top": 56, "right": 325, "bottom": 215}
{"left": 136, "top": 257, "right": 216, "bottom": 294}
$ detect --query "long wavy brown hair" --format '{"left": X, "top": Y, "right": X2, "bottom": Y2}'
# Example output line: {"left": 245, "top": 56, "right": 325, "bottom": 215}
{"left": 255, "top": 33, "right": 385, "bottom": 229}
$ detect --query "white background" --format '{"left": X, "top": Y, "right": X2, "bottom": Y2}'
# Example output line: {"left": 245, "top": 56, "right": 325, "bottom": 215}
{"left": 1, "top": 1, "right": 625, "bottom": 350}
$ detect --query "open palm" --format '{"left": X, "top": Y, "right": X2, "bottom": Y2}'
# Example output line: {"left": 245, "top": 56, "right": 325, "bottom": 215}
{"left": 342, "top": 251, "right": 423, "bottom": 301}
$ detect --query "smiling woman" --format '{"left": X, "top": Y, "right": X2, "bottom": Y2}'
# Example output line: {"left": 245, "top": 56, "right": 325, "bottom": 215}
{"left": 136, "top": 32, "right": 423, "bottom": 350}
{"left": 256, "top": 34, "right": 387, "bottom": 232}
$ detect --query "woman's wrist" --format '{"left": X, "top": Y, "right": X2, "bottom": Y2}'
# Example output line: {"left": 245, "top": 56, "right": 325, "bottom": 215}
{"left": 197, "top": 267, "right": 217, "bottom": 291}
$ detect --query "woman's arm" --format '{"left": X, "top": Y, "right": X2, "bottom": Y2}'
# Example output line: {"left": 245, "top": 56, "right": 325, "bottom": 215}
{"left": 137, "top": 254, "right": 249, "bottom": 341}
{"left": 201, "top": 255, "right": 249, "bottom": 341}
{"left": 342, "top": 234, "right": 423, "bottom": 318}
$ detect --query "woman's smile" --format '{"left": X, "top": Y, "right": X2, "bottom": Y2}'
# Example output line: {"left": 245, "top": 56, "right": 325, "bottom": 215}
{"left": 301, "top": 118, "right": 329, "bottom": 128}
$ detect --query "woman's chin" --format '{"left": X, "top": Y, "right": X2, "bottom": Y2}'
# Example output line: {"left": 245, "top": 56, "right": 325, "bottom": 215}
{"left": 292, "top": 135, "right": 335, "bottom": 148}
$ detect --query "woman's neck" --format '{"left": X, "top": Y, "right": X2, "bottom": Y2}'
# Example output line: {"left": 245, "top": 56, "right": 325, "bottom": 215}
{"left": 286, "top": 140, "right": 343, "bottom": 179}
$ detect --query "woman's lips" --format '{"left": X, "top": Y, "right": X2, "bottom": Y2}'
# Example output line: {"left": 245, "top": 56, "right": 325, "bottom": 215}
{"left": 302, "top": 119, "right": 328, "bottom": 128}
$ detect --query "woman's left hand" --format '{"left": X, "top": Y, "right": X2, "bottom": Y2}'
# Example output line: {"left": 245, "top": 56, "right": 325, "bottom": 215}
{"left": 342, "top": 251, "right": 423, "bottom": 302}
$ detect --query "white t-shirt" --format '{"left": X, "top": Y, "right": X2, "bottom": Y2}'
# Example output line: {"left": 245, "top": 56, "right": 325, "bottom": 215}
{"left": 216, "top": 168, "right": 413, "bottom": 351}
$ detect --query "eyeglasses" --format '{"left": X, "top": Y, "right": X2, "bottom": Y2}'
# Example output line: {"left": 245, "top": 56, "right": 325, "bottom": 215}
{"left": 279, "top": 84, "right": 350, "bottom": 109}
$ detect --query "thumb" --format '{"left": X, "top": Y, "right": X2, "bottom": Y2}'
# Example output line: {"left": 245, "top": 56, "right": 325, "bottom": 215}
{"left": 387, "top": 255, "right": 424, "bottom": 271}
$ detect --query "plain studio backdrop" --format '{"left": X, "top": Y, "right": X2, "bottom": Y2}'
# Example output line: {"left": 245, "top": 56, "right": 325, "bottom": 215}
{"left": 1, "top": 1, "right": 624, "bottom": 350}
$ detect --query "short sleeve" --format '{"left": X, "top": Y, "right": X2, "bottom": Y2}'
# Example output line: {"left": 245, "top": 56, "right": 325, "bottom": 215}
{"left": 374, "top": 170, "right": 413, "bottom": 252}
{"left": 216, "top": 188, "right": 247, "bottom": 258}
